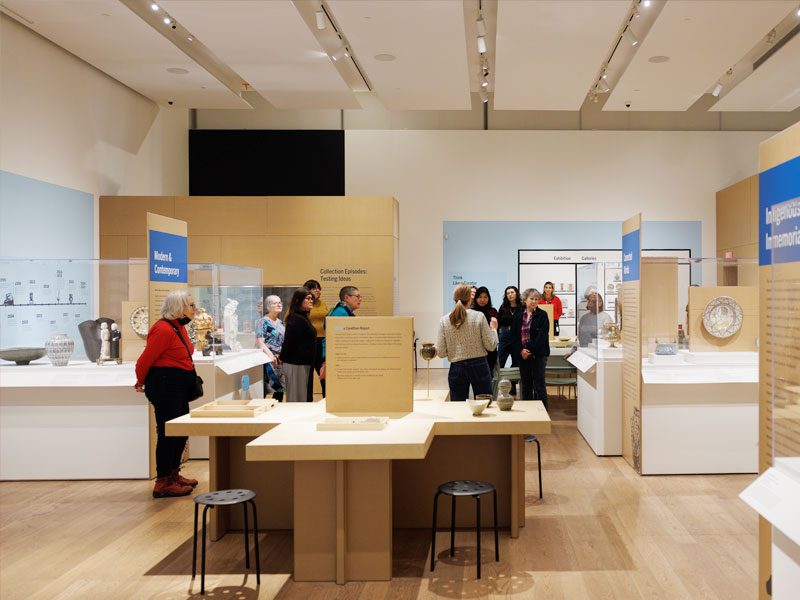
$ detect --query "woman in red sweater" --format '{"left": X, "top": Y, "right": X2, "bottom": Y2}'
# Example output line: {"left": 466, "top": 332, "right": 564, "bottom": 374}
{"left": 135, "top": 290, "right": 198, "bottom": 498}
{"left": 539, "top": 281, "right": 563, "bottom": 336}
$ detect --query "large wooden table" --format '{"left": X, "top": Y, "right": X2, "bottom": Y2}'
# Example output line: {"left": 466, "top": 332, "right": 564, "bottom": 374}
{"left": 167, "top": 392, "right": 550, "bottom": 583}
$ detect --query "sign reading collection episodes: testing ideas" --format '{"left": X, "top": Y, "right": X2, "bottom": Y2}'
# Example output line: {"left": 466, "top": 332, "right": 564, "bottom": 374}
{"left": 149, "top": 230, "right": 188, "bottom": 283}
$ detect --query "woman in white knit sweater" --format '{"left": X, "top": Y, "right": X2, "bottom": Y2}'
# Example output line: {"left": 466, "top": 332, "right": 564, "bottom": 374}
{"left": 436, "top": 283, "right": 498, "bottom": 401}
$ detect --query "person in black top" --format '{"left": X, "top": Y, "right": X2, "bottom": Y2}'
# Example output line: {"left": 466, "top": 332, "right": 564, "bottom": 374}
{"left": 497, "top": 285, "right": 521, "bottom": 394}
{"left": 280, "top": 288, "right": 317, "bottom": 403}
{"left": 511, "top": 288, "right": 550, "bottom": 408}
{"left": 471, "top": 286, "right": 498, "bottom": 373}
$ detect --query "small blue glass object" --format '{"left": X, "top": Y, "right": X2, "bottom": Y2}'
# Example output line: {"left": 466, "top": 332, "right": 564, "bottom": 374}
{"left": 241, "top": 374, "right": 250, "bottom": 391}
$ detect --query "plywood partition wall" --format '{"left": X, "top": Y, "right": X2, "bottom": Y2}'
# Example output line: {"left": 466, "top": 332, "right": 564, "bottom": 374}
{"left": 621, "top": 214, "right": 642, "bottom": 472}
{"left": 640, "top": 258, "right": 678, "bottom": 354}
{"left": 757, "top": 120, "right": 800, "bottom": 600}
{"left": 99, "top": 196, "right": 399, "bottom": 317}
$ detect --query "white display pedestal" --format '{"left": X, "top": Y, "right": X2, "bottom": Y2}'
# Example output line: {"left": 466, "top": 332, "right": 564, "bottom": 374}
{"left": 641, "top": 351, "right": 758, "bottom": 474}
{"left": 189, "top": 349, "right": 267, "bottom": 458}
{"left": 570, "top": 341, "right": 623, "bottom": 456}
{"left": 0, "top": 361, "right": 150, "bottom": 480}
{"left": 740, "top": 458, "right": 800, "bottom": 599}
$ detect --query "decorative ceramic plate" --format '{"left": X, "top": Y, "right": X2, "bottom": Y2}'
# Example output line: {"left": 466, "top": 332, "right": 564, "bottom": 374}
{"left": 130, "top": 305, "right": 149, "bottom": 336}
{"left": 702, "top": 296, "right": 743, "bottom": 338}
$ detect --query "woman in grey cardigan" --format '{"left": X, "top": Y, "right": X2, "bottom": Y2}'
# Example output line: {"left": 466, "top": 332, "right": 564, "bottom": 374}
{"left": 436, "top": 283, "right": 498, "bottom": 401}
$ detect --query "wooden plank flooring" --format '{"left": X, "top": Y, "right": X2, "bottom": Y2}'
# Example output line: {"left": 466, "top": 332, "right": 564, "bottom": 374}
{"left": 0, "top": 370, "right": 758, "bottom": 599}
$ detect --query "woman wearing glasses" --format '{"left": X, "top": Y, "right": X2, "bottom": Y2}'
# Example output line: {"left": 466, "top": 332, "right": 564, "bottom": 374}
{"left": 281, "top": 287, "right": 318, "bottom": 403}
{"left": 134, "top": 290, "right": 199, "bottom": 498}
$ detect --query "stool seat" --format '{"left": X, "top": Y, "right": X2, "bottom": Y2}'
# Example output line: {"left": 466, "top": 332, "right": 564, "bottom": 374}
{"left": 438, "top": 480, "right": 495, "bottom": 497}
{"left": 192, "top": 488, "right": 259, "bottom": 595}
{"left": 431, "top": 479, "right": 498, "bottom": 579}
{"left": 194, "top": 489, "right": 255, "bottom": 506}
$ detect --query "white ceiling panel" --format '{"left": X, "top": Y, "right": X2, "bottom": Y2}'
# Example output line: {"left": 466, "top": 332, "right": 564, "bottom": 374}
{"left": 329, "top": 0, "right": 471, "bottom": 110}
{"left": 493, "top": 0, "right": 630, "bottom": 111}
{"left": 1, "top": 0, "right": 249, "bottom": 109}
{"left": 607, "top": 1, "right": 797, "bottom": 111}
{"left": 161, "top": 0, "right": 360, "bottom": 109}
{"left": 712, "top": 33, "right": 800, "bottom": 112}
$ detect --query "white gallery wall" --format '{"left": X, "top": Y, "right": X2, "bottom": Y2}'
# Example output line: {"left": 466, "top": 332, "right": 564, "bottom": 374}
{"left": 345, "top": 129, "right": 771, "bottom": 362}
{"left": 0, "top": 14, "right": 189, "bottom": 258}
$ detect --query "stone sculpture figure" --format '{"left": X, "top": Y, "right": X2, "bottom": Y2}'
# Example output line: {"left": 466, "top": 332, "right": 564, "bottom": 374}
{"left": 223, "top": 298, "right": 242, "bottom": 352}
{"left": 99, "top": 322, "right": 110, "bottom": 360}
{"left": 110, "top": 322, "right": 121, "bottom": 360}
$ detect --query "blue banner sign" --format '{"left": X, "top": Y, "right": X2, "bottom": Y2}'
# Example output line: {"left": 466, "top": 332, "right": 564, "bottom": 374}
{"left": 622, "top": 230, "right": 640, "bottom": 282}
{"left": 149, "top": 229, "right": 187, "bottom": 283}
{"left": 760, "top": 155, "right": 800, "bottom": 266}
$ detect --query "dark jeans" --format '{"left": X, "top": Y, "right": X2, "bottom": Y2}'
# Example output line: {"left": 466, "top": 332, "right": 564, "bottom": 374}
{"left": 448, "top": 356, "right": 492, "bottom": 402}
{"left": 307, "top": 337, "right": 325, "bottom": 402}
{"left": 497, "top": 329, "right": 517, "bottom": 369}
{"left": 519, "top": 354, "right": 548, "bottom": 409}
{"left": 145, "top": 366, "right": 193, "bottom": 478}
{"left": 497, "top": 329, "right": 518, "bottom": 394}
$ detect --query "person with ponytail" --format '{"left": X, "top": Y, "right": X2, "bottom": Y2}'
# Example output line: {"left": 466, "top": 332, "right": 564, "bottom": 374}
{"left": 436, "top": 283, "right": 498, "bottom": 401}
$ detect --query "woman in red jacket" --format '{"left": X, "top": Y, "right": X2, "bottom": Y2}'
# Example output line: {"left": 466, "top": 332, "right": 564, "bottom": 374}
{"left": 539, "top": 281, "right": 563, "bottom": 336}
{"left": 134, "top": 290, "right": 198, "bottom": 498}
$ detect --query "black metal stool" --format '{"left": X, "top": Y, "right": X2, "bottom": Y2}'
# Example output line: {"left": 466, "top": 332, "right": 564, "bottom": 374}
{"left": 192, "top": 489, "right": 260, "bottom": 595}
{"left": 524, "top": 434, "right": 543, "bottom": 498}
{"left": 431, "top": 480, "right": 498, "bottom": 579}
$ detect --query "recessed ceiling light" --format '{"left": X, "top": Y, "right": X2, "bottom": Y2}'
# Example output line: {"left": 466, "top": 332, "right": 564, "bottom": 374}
{"left": 374, "top": 53, "right": 396, "bottom": 62}
{"left": 151, "top": 3, "right": 159, "bottom": 11}
{"left": 166, "top": 67, "right": 189, "bottom": 75}
{"left": 187, "top": 36, "right": 193, "bottom": 42}
{"left": 163, "top": 16, "right": 170, "bottom": 24}
{"left": 648, "top": 55, "right": 670, "bottom": 63}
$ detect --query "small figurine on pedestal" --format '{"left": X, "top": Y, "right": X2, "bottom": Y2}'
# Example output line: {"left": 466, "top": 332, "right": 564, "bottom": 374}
{"left": 98, "top": 322, "right": 110, "bottom": 364}
{"left": 223, "top": 298, "right": 242, "bottom": 352}
{"left": 110, "top": 322, "right": 122, "bottom": 363}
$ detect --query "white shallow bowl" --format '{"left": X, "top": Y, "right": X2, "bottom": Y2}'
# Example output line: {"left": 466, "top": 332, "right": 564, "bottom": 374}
{"left": 466, "top": 398, "right": 490, "bottom": 416}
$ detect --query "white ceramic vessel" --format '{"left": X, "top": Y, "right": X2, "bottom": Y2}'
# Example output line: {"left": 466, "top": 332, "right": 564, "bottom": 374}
{"left": 45, "top": 333, "right": 74, "bottom": 366}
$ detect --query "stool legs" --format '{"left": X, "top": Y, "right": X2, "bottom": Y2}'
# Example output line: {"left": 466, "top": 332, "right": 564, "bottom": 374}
{"left": 430, "top": 491, "right": 441, "bottom": 571}
{"left": 493, "top": 489, "right": 499, "bottom": 561}
{"left": 192, "top": 503, "right": 199, "bottom": 579}
{"left": 450, "top": 495, "right": 456, "bottom": 557}
{"left": 243, "top": 502, "right": 250, "bottom": 569}
{"left": 249, "top": 500, "right": 261, "bottom": 585}
{"left": 201, "top": 505, "right": 211, "bottom": 594}
{"left": 475, "top": 495, "right": 481, "bottom": 579}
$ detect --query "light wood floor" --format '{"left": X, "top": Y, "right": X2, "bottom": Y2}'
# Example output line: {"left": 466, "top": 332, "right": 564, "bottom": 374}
{"left": 0, "top": 370, "right": 758, "bottom": 599}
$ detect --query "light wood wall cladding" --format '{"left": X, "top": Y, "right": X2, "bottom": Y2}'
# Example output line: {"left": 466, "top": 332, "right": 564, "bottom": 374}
{"left": 688, "top": 286, "right": 758, "bottom": 352}
{"left": 716, "top": 175, "right": 758, "bottom": 259}
{"left": 641, "top": 258, "right": 678, "bottom": 352}
{"left": 757, "top": 120, "right": 800, "bottom": 600}
{"left": 99, "top": 196, "right": 399, "bottom": 317}
{"left": 759, "top": 119, "right": 800, "bottom": 172}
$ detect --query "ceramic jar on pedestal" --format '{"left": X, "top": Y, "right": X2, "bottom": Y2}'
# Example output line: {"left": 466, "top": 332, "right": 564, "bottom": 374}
{"left": 45, "top": 333, "right": 74, "bottom": 366}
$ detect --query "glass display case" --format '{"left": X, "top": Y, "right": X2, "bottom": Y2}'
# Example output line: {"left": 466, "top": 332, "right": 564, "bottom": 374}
{"left": 0, "top": 257, "right": 146, "bottom": 363}
{"left": 187, "top": 264, "right": 263, "bottom": 354}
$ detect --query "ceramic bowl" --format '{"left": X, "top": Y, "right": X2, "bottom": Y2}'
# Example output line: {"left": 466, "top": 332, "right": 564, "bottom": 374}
{"left": 466, "top": 398, "right": 490, "bottom": 416}
{"left": 0, "top": 347, "right": 46, "bottom": 365}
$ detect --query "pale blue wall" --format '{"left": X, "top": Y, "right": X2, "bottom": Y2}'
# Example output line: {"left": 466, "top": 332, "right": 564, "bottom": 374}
{"left": 0, "top": 170, "right": 93, "bottom": 259}
{"left": 442, "top": 220, "right": 702, "bottom": 314}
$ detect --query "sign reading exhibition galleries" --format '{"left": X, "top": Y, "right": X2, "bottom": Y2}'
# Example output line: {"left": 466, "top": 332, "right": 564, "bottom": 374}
{"left": 148, "top": 230, "right": 188, "bottom": 283}
{"left": 760, "top": 155, "right": 800, "bottom": 266}
{"left": 146, "top": 213, "right": 188, "bottom": 332}
{"left": 622, "top": 230, "right": 640, "bottom": 282}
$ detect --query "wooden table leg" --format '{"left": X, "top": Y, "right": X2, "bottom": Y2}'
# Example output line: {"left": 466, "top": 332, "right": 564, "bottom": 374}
{"left": 510, "top": 434, "right": 525, "bottom": 538}
{"left": 209, "top": 436, "right": 230, "bottom": 541}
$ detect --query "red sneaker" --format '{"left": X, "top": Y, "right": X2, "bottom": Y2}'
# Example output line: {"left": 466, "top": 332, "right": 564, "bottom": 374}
{"left": 153, "top": 476, "right": 192, "bottom": 498}
{"left": 171, "top": 468, "right": 198, "bottom": 488}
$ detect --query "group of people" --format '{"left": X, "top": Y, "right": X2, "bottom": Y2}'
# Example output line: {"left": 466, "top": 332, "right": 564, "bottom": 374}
{"left": 255, "top": 280, "right": 362, "bottom": 404}
{"left": 133, "top": 283, "right": 362, "bottom": 498}
{"left": 436, "top": 283, "right": 553, "bottom": 407}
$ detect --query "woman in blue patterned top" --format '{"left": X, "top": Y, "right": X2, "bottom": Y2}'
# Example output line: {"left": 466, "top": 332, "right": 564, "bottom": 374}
{"left": 257, "top": 295, "right": 285, "bottom": 401}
